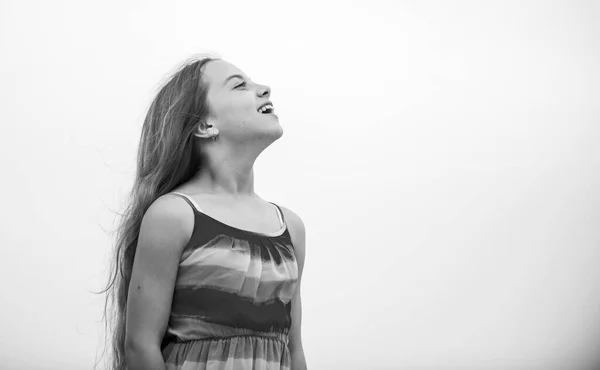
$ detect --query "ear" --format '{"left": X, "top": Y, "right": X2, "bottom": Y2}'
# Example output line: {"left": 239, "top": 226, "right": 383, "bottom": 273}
{"left": 193, "top": 120, "right": 219, "bottom": 139}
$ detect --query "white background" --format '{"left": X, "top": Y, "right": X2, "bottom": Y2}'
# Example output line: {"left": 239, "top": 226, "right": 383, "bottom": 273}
{"left": 1, "top": 1, "right": 599, "bottom": 369}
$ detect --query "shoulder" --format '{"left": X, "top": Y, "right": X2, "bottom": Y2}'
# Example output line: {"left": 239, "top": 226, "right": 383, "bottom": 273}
{"left": 145, "top": 193, "right": 194, "bottom": 224}
{"left": 278, "top": 205, "right": 306, "bottom": 259}
{"left": 278, "top": 205, "right": 305, "bottom": 238}
{"left": 139, "top": 193, "right": 195, "bottom": 252}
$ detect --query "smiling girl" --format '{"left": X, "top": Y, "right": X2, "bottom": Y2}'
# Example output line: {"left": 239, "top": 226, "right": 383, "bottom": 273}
{"left": 101, "top": 56, "right": 307, "bottom": 370}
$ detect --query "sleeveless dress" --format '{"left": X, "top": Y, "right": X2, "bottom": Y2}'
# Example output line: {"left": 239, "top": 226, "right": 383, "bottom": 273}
{"left": 160, "top": 192, "right": 299, "bottom": 370}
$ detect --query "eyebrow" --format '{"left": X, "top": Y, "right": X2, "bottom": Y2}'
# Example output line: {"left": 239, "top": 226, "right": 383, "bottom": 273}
{"left": 223, "top": 74, "right": 247, "bottom": 86}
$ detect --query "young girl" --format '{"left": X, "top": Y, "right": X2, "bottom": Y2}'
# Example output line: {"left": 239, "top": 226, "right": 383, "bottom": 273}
{"left": 101, "top": 56, "right": 307, "bottom": 370}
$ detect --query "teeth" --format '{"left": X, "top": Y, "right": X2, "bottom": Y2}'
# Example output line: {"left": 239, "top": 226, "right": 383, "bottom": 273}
{"left": 258, "top": 104, "right": 273, "bottom": 113}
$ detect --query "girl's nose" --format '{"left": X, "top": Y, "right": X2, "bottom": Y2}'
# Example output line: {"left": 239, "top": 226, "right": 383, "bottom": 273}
{"left": 257, "top": 85, "right": 271, "bottom": 98}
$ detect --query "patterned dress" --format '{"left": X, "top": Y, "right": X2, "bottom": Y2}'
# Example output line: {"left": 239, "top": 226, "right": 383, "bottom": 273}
{"left": 160, "top": 192, "right": 299, "bottom": 370}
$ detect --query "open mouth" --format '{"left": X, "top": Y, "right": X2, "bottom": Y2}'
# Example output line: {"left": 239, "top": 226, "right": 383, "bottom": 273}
{"left": 257, "top": 103, "right": 274, "bottom": 114}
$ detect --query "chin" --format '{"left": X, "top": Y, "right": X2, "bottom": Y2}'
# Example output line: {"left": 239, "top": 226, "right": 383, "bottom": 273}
{"left": 261, "top": 116, "right": 283, "bottom": 138}
{"left": 273, "top": 124, "right": 284, "bottom": 139}
{"left": 247, "top": 114, "right": 283, "bottom": 140}
{"left": 262, "top": 126, "right": 283, "bottom": 143}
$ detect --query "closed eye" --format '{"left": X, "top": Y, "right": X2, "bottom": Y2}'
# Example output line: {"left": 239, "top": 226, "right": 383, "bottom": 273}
{"left": 235, "top": 81, "right": 247, "bottom": 89}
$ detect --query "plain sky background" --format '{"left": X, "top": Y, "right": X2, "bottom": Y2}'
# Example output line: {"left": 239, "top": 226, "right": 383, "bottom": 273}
{"left": 1, "top": 0, "right": 599, "bottom": 369}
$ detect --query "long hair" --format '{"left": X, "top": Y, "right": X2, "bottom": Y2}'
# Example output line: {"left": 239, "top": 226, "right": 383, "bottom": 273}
{"left": 95, "top": 56, "right": 218, "bottom": 370}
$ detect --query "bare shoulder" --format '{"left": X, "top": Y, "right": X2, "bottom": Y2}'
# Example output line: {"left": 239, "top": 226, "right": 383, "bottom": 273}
{"left": 278, "top": 205, "right": 306, "bottom": 255}
{"left": 146, "top": 193, "right": 193, "bottom": 218}
{"left": 139, "top": 193, "right": 195, "bottom": 253}
{"left": 278, "top": 206, "right": 304, "bottom": 234}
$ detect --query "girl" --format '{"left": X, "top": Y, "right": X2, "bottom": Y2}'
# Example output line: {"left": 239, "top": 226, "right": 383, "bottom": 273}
{"left": 101, "top": 56, "right": 307, "bottom": 370}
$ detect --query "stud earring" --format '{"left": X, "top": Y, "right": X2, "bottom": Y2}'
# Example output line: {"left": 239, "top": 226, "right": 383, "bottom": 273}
{"left": 208, "top": 127, "right": 218, "bottom": 140}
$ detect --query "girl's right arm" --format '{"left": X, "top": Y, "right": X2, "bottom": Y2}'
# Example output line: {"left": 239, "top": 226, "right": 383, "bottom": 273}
{"left": 124, "top": 194, "right": 194, "bottom": 370}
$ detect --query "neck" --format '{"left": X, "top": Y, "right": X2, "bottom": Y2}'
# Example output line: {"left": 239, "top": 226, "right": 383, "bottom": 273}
{"left": 191, "top": 145, "right": 260, "bottom": 199}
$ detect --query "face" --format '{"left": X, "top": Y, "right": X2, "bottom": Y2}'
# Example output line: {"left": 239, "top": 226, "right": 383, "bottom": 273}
{"left": 201, "top": 60, "right": 282, "bottom": 143}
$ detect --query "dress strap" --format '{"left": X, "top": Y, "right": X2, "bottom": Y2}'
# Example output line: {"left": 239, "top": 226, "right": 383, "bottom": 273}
{"left": 270, "top": 203, "right": 286, "bottom": 229}
{"left": 172, "top": 193, "right": 285, "bottom": 231}
{"left": 170, "top": 192, "right": 203, "bottom": 213}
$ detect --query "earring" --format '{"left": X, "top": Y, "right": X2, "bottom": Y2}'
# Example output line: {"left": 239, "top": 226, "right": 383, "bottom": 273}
{"left": 208, "top": 127, "right": 218, "bottom": 140}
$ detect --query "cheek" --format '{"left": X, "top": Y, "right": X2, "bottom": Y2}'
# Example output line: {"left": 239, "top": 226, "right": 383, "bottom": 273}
{"left": 224, "top": 100, "right": 257, "bottom": 121}
{"left": 239, "top": 98, "right": 257, "bottom": 114}
{"left": 210, "top": 93, "right": 257, "bottom": 125}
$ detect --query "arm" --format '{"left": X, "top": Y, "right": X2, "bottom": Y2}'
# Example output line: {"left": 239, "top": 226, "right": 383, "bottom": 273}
{"left": 124, "top": 195, "right": 194, "bottom": 370}
{"left": 282, "top": 206, "right": 308, "bottom": 370}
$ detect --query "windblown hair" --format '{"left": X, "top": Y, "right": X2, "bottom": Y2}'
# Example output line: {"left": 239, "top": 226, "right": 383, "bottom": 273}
{"left": 95, "top": 56, "right": 218, "bottom": 370}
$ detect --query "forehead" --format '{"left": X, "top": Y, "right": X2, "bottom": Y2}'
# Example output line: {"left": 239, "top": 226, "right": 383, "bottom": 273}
{"left": 202, "top": 60, "right": 246, "bottom": 87}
